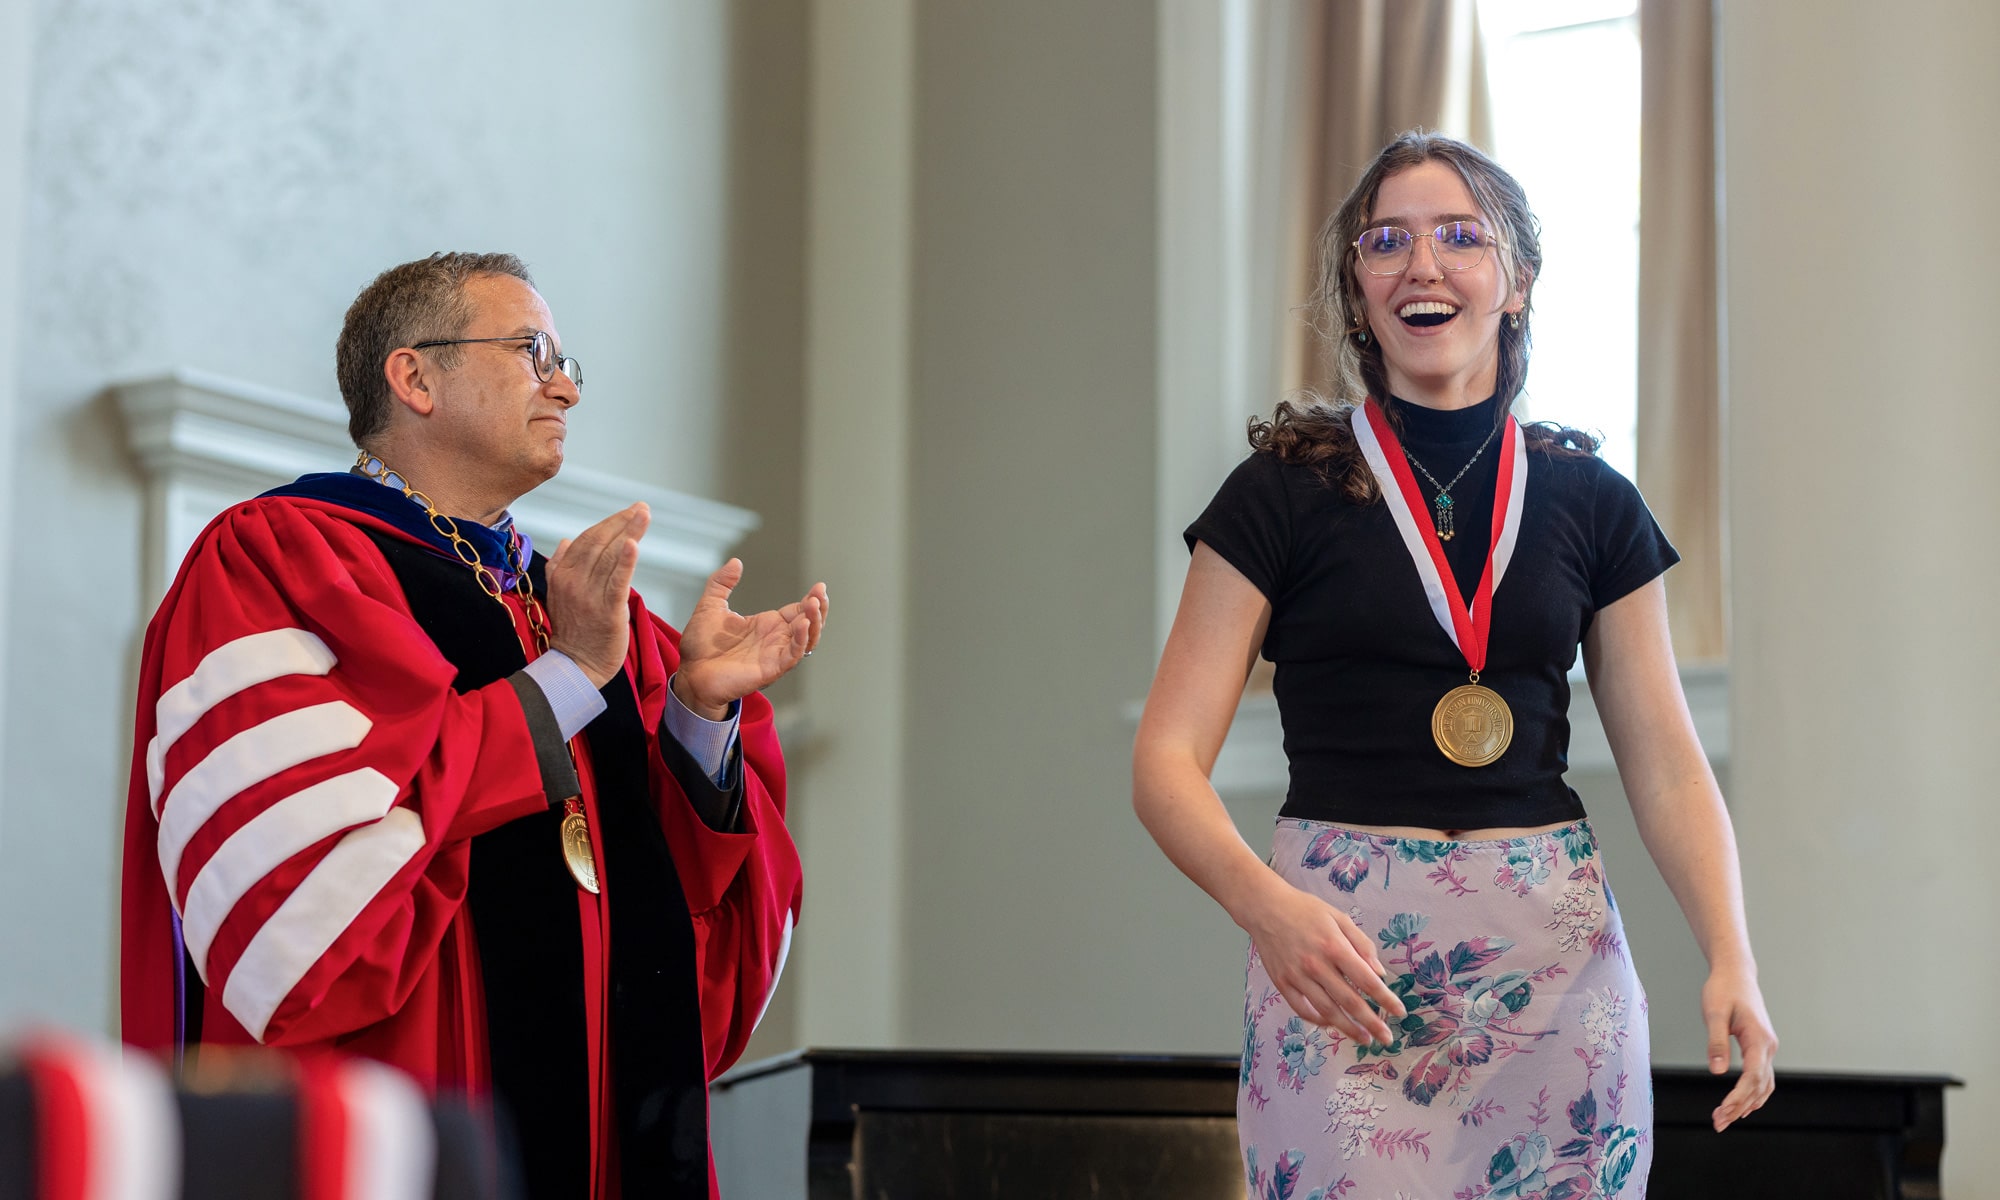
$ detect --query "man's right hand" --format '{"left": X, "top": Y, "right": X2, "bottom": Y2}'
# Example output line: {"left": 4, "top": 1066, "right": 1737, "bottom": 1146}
{"left": 545, "top": 502, "right": 650, "bottom": 688}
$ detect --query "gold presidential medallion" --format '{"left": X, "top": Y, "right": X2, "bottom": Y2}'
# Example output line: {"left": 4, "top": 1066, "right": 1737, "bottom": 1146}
{"left": 560, "top": 800, "right": 600, "bottom": 894}
{"left": 1432, "top": 682, "right": 1513, "bottom": 767}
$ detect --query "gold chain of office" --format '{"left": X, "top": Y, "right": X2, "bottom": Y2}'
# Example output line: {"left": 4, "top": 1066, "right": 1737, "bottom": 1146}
{"left": 353, "top": 450, "right": 553, "bottom": 654}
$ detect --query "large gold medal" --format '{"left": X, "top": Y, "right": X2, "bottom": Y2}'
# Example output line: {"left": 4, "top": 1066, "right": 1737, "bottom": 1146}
{"left": 1354, "top": 401, "right": 1530, "bottom": 773}
{"left": 1432, "top": 682, "right": 1513, "bottom": 767}
{"left": 559, "top": 800, "right": 600, "bottom": 894}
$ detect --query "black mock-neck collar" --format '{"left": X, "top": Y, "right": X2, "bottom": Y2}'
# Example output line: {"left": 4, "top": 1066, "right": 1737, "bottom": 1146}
{"left": 1386, "top": 392, "right": 1505, "bottom": 449}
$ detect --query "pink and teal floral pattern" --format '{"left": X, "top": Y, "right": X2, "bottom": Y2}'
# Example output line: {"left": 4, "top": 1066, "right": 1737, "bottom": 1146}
{"left": 1277, "top": 1016, "right": 1333, "bottom": 1092}
{"left": 1303, "top": 830, "right": 1373, "bottom": 892}
{"left": 1356, "top": 911, "right": 1567, "bottom": 1108}
{"left": 1495, "top": 839, "right": 1556, "bottom": 896}
{"left": 1245, "top": 1145, "right": 1356, "bottom": 1200}
{"left": 1241, "top": 820, "right": 1651, "bottom": 1200}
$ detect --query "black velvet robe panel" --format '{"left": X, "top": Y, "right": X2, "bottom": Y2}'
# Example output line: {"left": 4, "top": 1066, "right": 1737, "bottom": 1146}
{"left": 364, "top": 530, "right": 710, "bottom": 1200}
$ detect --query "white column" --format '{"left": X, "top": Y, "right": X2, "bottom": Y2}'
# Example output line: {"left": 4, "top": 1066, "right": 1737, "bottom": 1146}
{"left": 1155, "top": 0, "right": 1300, "bottom": 647}
{"left": 0, "top": 0, "right": 35, "bottom": 1024}
{"left": 1721, "top": 4, "right": 2000, "bottom": 1194}
{"left": 0, "top": 0, "right": 32, "bottom": 788}
{"left": 793, "top": 0, "right": 916, "bottom": 1047}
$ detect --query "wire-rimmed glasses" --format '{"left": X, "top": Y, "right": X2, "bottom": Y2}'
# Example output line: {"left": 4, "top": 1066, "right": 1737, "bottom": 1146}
{"left": 411, "top": 329, "right": 582, "bottom": 389}
{"left": 1352, "top": 220, "right": 1501, "bottom": 276}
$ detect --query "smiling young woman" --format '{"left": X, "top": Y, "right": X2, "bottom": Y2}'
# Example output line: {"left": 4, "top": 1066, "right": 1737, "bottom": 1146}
{"left": 1132, "top": 131, "right": 1775, "bottom": 1199}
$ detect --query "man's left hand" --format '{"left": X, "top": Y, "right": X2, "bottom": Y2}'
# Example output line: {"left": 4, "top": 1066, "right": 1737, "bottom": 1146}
{"left": 672, "top": 559, "right": 829, "bottom": 719}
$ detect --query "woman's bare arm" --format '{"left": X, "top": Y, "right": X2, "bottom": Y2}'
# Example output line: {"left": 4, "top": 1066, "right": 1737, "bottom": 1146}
{"left": 1583, "top": 577, "right": 1777, "bottom": 1130}
{"left": 1133, "top": 543, "right": 1403, "bottom": 1044}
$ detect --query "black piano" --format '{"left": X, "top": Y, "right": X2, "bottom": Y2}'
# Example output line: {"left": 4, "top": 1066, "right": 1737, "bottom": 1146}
{"left": 711, "top": 1049, "right": 1958, "bottom": 1199}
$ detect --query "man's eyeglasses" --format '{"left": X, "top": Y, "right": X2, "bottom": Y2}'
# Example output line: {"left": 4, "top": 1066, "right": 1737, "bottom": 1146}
{"left": 411, "top": 329, "right": 582, "bottom": 389}
{"left": 1352, "top": 220, "right": 1501, "bottom": 276}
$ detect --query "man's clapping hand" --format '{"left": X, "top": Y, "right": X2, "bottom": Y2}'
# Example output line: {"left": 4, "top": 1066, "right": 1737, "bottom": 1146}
{"left": 546, "top": 502, "right": 649, "bottom": 688}
{"left": 546, "top": 505, "right": 829, "bottom": 713}
{"left": 671, "top": 560, "right": 828, "bottom": 720}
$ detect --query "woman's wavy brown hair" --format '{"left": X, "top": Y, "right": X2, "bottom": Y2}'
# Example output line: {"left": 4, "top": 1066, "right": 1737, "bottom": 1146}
{"left": 1250, "top": 130, "right": 1598, "bottom": 503}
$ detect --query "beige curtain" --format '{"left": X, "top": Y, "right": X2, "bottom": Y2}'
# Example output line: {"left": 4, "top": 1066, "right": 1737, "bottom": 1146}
{"left": 1279, "top": 0, "right": 1494, "bottom": 399}
{"left": 1637, "top": 0, "right": 1726, "bottom": 663}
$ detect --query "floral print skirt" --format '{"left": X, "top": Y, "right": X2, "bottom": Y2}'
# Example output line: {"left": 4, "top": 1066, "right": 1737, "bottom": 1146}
{"left": 1239, "top": 819, "right": 1651, "bottom": 1200}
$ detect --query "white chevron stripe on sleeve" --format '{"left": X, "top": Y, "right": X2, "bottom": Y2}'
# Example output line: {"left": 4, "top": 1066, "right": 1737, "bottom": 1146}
{"left": 221, "top": 805, "right": 427, "bottom": 1043}
{"left": 149, "top": 628, "right": 337, "bottom": 814}
{"left": 180, "top": 768, "right": 402, "bottom": 981}
{"left": 156, "top": 701, "right": 374, "bottom": 901}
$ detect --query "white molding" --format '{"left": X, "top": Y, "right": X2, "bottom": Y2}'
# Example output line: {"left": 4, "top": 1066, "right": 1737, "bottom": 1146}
{"left": 1567, "top": 661, "right": 1731, "bottom": 776}
{"left": 114, "top": 367, "right": 759, "bottom": 619}
{"left": 1121, "top": 691, "right": 1288, "bottom": 804}
{"left": 1211, "top": 690, "right": 1288, "bottom": 802}
{"left": 1126, "top": 664, "right": 1731, "bottom": 805}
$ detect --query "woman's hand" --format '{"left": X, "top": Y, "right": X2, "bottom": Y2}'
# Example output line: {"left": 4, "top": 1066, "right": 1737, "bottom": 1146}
{"left": 1134, "top": 544, "right": 1402, "bottom": 1046}
{"left": 1237, "top": 877, "right": 1406, "bottom": 1046}
{"left": 1702, "top": 965, "right": 1777, "bottom": 1131}
{"left": 1583, "top": 581, "right": 1777, "bottom": 1133}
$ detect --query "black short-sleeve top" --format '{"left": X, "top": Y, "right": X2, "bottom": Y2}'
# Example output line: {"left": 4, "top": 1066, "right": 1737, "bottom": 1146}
{"left": 1184, "top": 394, "right": 1678, "bottom": 830}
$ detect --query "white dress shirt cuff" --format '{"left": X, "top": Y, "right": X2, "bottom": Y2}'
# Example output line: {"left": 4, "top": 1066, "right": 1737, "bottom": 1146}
{"left": 521, "top": 650, "right": 609, "bottom": 741}
{"left": 664, "top": 673, "right": 741, "bottom": 786}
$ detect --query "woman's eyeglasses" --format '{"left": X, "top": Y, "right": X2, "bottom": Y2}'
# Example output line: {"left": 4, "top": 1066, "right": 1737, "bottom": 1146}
{"left": 1352, "top": 221, "right": 1500, "bottom": 276}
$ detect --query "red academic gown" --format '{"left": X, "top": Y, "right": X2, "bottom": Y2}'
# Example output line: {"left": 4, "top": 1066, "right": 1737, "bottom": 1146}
{"left": 120, "top": 494, "right": 802, "bottom": 1199}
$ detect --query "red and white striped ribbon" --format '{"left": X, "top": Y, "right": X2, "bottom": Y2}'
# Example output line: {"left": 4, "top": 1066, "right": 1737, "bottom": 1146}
{"left": 295, "top": 1056, "right": 437, "bottom": 1200}
{"left": 1351, "top": 399, "right": 1527, "bottom": 672}
{"left": 18, "top": 1033, "right": 179, "bottom": 1200}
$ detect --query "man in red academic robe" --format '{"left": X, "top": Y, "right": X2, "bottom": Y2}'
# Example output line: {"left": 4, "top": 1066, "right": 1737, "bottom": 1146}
{"left": 120, "top": 252, "right": 820, "bottom": 1199}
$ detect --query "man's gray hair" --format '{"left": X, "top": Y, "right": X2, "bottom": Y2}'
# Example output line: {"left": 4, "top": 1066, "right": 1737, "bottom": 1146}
{"left": 335, "top": 252, "right": 535, "bottom": 445}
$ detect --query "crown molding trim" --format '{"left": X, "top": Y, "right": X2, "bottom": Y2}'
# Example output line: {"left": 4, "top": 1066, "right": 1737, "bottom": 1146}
{"left": 114, "top": 366, "right": 759, "bottom": 621}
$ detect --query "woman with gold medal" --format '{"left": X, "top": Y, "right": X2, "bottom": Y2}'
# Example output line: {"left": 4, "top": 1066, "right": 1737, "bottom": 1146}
{"left": 1133, "top": 132, "right": 1775, "bottom": 1198}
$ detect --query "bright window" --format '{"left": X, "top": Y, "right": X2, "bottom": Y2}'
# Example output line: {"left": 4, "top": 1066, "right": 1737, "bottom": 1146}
{"left": 1478, "top": 0, "right": 1641, "bottom": 479}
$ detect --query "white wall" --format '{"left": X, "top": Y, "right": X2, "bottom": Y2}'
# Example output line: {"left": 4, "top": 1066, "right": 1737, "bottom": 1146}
{"left": 1720, "top": 2, "right": 2000, "bottom": 1194}
{"left": 0, "top": 0, "right": 793, "bottom": 1034}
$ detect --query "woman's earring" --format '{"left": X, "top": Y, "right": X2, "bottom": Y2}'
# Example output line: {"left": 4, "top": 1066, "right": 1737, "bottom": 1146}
{"left": 1352, "top": 323, "right": 1370, "bottom": 345}
{"left": 1508, "top": 311, "right": 1522, "bottom": 330}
